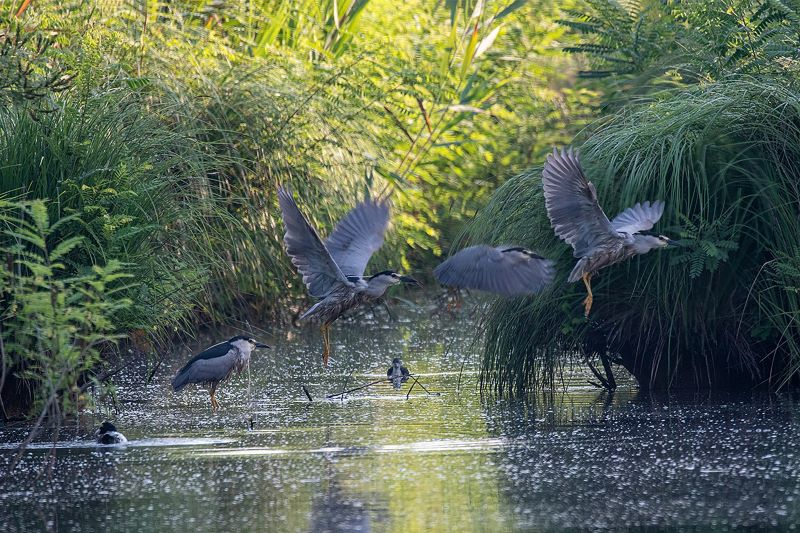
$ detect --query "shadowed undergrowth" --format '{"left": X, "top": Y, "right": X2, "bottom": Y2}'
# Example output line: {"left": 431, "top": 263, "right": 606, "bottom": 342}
{"left": 470, "top": 77, "right": 800, "bottom": 393}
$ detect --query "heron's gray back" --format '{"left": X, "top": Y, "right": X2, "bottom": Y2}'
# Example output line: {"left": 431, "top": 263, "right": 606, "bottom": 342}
{"left": 434, "top": 244, "right": 555, "bottom": 296}
{"left": 567, "top": 235, "right": 664, "bottom": 282}
{"left": 299, "top": 284, "right": 370, "bottom": 325}
{"left": 171, "top": 348, "right": 239, "bottom": 391}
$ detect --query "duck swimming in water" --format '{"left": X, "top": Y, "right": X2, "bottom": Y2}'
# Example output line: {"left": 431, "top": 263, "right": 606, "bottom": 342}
{"left": 95, "top": 421, "right": 128, "bottom": 445}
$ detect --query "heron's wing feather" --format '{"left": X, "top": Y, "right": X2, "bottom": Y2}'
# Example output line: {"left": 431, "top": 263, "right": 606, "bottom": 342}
{"left": 325, "top": 197, "right": 391, "bottom": 277}
{"left": 542, "top": 147, "right": 618, "bottom": 257}
{"left": 278, "top": 188, "right": 351, "bottom": 298}
{"left": 176, "top": 342, "right": 232, "bottom": 374}
{"left": 433, "top": 244, "right": 555, "bottom": 296}
{"left": 611, "top": 200, "right": 665, "bottom": 235}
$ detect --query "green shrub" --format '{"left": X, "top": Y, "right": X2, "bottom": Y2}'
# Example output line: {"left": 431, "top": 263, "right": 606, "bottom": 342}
{"left": 471, "top": 77, "right": 800, "bottom": 392}
{"left": 0, "top": 200, "right": 131, "bottom": 417}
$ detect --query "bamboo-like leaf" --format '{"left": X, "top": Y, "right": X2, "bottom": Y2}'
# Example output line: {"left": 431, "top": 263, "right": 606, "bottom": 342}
{"left": 474, "top": 25, "right": 501, "bottom": 58}
{"left": 494, "top": 0, "right": 527, "bottom": 21}
{"left": 470, "top": 0, "right": 485, "bottom": 21}
{"left": 460, "top": 22, "right": 480, "bottom": 79}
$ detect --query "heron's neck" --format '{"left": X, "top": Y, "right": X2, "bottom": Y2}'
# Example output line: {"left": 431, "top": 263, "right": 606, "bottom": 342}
{"left": 230, "top": 339, "right": 253, "bottom": 361}
{"left": 364, "top": 276, "right": 396, "bottom": 297}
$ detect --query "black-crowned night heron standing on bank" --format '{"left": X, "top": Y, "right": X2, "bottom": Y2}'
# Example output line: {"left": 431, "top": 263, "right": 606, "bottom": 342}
{"left": 434, "top": 245, "right": 555, "bottom": 296}
{"left": 387, "top": 357, "right": 410, "bottom": 388}
{"left": 171, "top": 335, "right": 270, "bottom": 411}
{"left": 542, "top": 147, "right": 679, "bottom": 316}
{"left": 278, "top": 187, "right": 419, "bottom": 366}
{"left": 95, "top": 421, "right": 127, "bottom": 445}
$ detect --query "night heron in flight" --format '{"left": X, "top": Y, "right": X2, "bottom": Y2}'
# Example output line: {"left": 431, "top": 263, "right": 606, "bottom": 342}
{"left": 95, "top": 421, "right": 127, "bottom": 445}
{"left": 542, "top": 147, "right": 678, "bottom": 317}
{"left": 434, "top": 244, "right": 555, "bottom": 296}
{"left": 387, "top": 357, "right": 410, "bottom": 388}
{"left": 172, "top": 335, "right": 270, "bottom": 411}
{"left": 278, "top": 187, "right": 419, "bottom": 366}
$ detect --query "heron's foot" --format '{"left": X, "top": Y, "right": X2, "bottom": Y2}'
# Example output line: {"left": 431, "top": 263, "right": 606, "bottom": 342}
{"left": 583, "top": 293, "right": 594, "bottom": 317}
{"left": 210, "top": 391, "right": 221, "bottom": 412}
{"left": 446, "top": 293, "right": 463, "bottom": 312}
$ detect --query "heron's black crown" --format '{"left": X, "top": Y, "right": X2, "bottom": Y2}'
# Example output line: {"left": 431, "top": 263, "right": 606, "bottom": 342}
{"left": 228, "top": 334, "right": 254, "bottom": 342}
{"left": 369, "top": 270, "right": 397, "bottom": 279}
{"left": 501, "top": 247, "right": 545, "bottom": 260}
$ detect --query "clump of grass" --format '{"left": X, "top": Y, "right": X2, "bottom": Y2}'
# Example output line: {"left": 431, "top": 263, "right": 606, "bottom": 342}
{"left": 470, "top": 77, "right": 800, "bottom": 393}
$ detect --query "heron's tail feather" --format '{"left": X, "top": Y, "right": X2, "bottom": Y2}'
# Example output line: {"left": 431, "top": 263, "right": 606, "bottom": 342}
{"left": 172, "top": 370, "right": 190, "bottom": 392}
{"left": 300, "top": 300, "right": 324, "bottom": 320}
{"left": 567, "top": 258, "right": 589, "bottom": 283}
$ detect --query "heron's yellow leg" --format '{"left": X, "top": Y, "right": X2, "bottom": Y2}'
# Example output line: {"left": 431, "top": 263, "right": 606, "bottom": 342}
{"left": 210, "top": 384, "right": 220, "bottom": 412}
{"left": 321, "top": 324, "right": 330, "bottom": 367}
{"left": 582, "top": 273, "right": 594, "bottom": 317}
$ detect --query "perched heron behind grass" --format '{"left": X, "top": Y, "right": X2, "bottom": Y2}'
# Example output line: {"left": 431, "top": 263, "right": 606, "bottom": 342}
{"left": 172, "top": 335, "right": 270, "bottom": 411}
{"left": 278, "top": 187, "right": 419, "bottom": 366}
{"left": 434, "top": 244, "right": 555, "bottom": 296}
{"left": 387, "top": 357, "right": 410, "bottom": 388}
{"left": 542, "top": 147, "right": 679, "bottom": 316}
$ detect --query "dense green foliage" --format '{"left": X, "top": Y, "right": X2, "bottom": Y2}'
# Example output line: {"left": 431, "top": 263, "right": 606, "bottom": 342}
{"left": 0, "top": 0, "right": 586, "bottom": 416}
{"left": 471, "top": 0, "right": 800, "bottom": 393}
{"left": 6, "top": 0, "right": 799, "bottom": 417}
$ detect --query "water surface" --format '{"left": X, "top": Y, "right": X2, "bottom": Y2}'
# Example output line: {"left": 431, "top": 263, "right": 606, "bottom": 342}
{"left": 2, "top": 304, "right": 799, "bottom": 531}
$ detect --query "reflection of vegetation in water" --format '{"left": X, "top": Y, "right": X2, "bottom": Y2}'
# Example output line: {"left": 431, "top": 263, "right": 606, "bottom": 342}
{"left": 2, "top": 308, "right": 800, "bottom": 531}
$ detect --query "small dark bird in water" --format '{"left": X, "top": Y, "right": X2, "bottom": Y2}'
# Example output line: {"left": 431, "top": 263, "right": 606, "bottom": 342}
{"left": 434, "top": 244, "right": 555, "bottom": 296}
{"left": 387, "top": 357, "right": 410, "bottom": 388}
{"left": 278, "top": 187, "right": 419, "bottom": 366}
{"left": 95, "top": 421, "right": 127, "bottom": 445}
{"left": 172, "top": 335, "right": 270, "bottom": 411}
{"left": 542, "top": 147, "right": 679, "bottom": 316}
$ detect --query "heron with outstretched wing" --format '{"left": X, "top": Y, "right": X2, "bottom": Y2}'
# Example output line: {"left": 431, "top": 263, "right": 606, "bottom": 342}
{"left": 434, "top": 244, "right": 555, "bottom": 297}
{"left": 278, "top": 187, "right": 418, "bottom": 366}
{"left": 542, "top": 147, "right": 679, "bottom": 316}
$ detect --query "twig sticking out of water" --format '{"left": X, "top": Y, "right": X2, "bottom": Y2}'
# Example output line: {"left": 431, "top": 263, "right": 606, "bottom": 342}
{"left": 339, "top": 370, "right": 354, "bottom": 403}
{"left": 405, "top": 377, "right": 417, "bottom": 399}
{"left": 408, "top": 374, "right": 436, "bottom": 395}
{"left": 302, "top": 386, "right": 314, "bottom": 402}
{"left": 326, "top": 379, "right": 390, "bottom": 399}
{"left": 324, "top": 374, "right": 440, "bottom": 401}
{"left": 584, "top": 352, "right": 617, "bottom": 391}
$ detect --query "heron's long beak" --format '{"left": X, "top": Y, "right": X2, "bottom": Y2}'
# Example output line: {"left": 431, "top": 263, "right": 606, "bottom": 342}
{"left": 665, "top": 238, "right": 682, "bottom": 247}
{"left": 400, "top": 275, "right": 421, "bottom": 286}
{"left": 255, "top": 342, "right": 271, "bottom": 349}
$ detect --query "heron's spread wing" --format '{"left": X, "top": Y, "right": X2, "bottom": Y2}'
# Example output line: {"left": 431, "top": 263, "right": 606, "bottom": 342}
{"left": 325, "top": 197, "right": 391, "bottom": 277}
{"left": 433, "top": 244, "right": 555, "bottom": 296}
{"left": 611, "top": 200, "right": 664, "bottom": 235}
{"left": 278, "top": 188, "right": 351, "bottom": 298}
{"left": 542, "top": 147, "right": 618, "bottom": 258}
